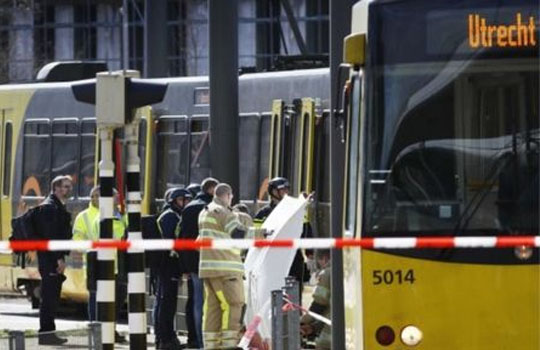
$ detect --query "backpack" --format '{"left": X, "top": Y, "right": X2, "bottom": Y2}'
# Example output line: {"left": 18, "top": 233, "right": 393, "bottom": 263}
{"left": 9, "top": 206, "right": 41, "bottom": 268}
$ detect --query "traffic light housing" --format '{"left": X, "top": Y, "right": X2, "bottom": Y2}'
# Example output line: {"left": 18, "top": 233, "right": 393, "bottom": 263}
{"left": 71, "top": 71, "right": 168, "bottom": 127}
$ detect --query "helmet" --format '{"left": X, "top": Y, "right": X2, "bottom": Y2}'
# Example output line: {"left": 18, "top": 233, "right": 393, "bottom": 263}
{"left": 186, "top": 183, "right": 201, "bottom": 198}
{"left": 268, "top": 177, "right": 290, "bottom": 197}
{"left": 168, "top": 188, "right": 192, "bottom": 203}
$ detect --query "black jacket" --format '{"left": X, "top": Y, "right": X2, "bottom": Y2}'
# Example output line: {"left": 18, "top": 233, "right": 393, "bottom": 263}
{"left": 157, "top": 205, "right": 183, "bottom": 277}
{"left": 35, "top": 194, "right": 72, "bottom": 273}
{"left": 179, "top": 192, "right": 213, "bottom": 274}
{"left": 254, "top": 202, "right": 276, "bottom": 224}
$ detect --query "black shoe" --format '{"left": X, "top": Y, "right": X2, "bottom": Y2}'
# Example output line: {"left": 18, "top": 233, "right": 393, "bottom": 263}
{"left": 115, "top": 331, "right": 127, "bottom": 344}
{"left": 38, "top": 333, "right": 68, "bottom": 345}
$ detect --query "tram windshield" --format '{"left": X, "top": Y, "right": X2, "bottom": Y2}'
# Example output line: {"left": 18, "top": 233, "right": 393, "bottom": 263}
{"left": 362, "top": 0, "right": 539, "bottom": 236}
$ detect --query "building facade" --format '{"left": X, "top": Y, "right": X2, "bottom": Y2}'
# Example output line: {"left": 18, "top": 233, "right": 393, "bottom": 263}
{"left": 0, "top": 0, "right": 329, "bottom": 83}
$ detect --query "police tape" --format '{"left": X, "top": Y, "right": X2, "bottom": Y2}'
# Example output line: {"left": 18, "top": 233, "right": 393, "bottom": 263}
{"left": 0, "top": 236, "right": 539, "bottom": 252}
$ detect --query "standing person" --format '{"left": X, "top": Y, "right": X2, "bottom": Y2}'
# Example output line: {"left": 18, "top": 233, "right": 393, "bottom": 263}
{"left": 151, "top": 185, "right": 177, "bottom": 341}
{"left": 198, "top": 183, "right": 264, "bottom": 350}
{"left": 155, "top": 188, "right": 192, "bottom": 350}
{"left": 180, "top": 177, "right": 218, "bottom": 349}
{"left": 254, "top": 177, "right": 313, "bottom": 291}
{"left": 300, "top": 249, "right": 331, "bottom": 350}
{"left": 90, "top": 189, "right": 129, "bottom": 344}
{"left": 35, "top": 175, "right": 73, "bottom": 345}
{"left": 72, "top": 186, "right": 100, "bottom": 321}
{"left": 183, "top": 182, "right": 202, "bottom": 347}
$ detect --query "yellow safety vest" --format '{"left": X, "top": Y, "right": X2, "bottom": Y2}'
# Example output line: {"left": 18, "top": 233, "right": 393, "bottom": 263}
{"left": 73, "top": 204, "right": 100, "bottom": 241}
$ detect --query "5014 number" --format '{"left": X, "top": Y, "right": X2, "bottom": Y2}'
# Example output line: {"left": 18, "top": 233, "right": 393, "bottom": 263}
{"left": 372, "top": 269, "right": 415, "bottom": 285}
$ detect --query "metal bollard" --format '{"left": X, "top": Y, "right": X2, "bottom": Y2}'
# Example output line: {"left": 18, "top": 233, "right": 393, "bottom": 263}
{"left": 8, "top": 331, "right": 24, "bottom": 350}
{"left": 89, "top": 322, "right": 102, "bottom": 350}
{"left": 284, "top": 277, "right": 301, "bottom": 350}
{"left": 271, "top": 289, "right": 285, "bottom": 350}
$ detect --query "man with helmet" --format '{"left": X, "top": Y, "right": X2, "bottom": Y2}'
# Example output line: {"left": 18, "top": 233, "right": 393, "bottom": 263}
{"left": 186, "top": 183, "right": 202, "bottom": 198}
{"left": 255, "top": 177, "right": 313, "bottom": 295}
{"left": 254, "top": 177, "right": 290, "bottom": 223}
{"left": 155, "top": 188, "right": 192, "bottom": 350}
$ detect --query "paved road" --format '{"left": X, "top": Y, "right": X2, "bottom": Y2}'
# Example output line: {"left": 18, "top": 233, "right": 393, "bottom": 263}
{"left": 0, "top": 297, "right": 191, "bottom": 349}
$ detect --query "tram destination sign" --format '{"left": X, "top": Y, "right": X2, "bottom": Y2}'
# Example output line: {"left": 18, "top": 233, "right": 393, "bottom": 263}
{"left": 426, "top": 6, "right": 538, "bottom": 57}
{"left": 468, "top": 13, "right": 537, "bottom": 49}
{"left": 371, "top": 1, "right": 538, "bottom": 65}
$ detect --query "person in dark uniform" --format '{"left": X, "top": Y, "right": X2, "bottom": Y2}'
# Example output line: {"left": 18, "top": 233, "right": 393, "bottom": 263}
{"left": 254, "top": 177, "right": 313, "bottom": 294}
{"left": 183, "top": 183, "right": 202, "bottom": 346}
{"left": 155, "top": 188, "right": 192, "bottom": 350}
{"left": 179, "top": 177, "right": 219, "bottom": 349}
{"left": 35, "top": 175, "right": 73, "bottom": 346}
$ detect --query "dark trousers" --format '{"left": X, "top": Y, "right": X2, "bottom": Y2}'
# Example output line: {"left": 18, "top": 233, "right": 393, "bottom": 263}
{"left": 39, "top": 272, "right": 64, "bottom": 333}
{"left": 155, "top": 273, "right": 179, "bottom": 343}
{"left": 186, "top": 277, "right": 196, "bottom": 344}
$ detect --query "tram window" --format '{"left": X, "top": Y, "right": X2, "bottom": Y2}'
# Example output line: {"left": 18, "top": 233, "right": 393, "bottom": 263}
{"left": 313, "top": 112, "right": 331, "bottom": 203}
{"left": 190, "top": 117, "right": 211, "bottom": 184}
{"left": 239, "top": 114, "right": 260, "bottom": 200}
{"left": 271, "top": 114, "right": 280, "bottom": 176}
{"left": 258, "top": 113, "right": 271, "bottom": 199}
{"left": 300, "top": 111, "right": 313, "bottom": 193}
{"left": 139, "top": 118, "right": 147, "bottom": 192}
{"left": 22, "top": 121, "right": 51, "bottom": 197}
{"left": 3, "top": 122, "right": 12, "bottom": 196}
{"left": 79, "top": 119, "right": 96, "bottom": 197}
{"left": 156, "top": 116, "right": 189, "bottom": 197}
{"left": 52, "top": 121, "right": 79, "bottom": 197}
{"left": 346, "top": 76, "right": 362, "bottom": 233}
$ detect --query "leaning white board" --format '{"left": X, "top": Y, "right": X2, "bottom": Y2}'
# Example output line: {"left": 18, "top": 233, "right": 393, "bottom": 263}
{"left": 244, "top": 195, "right": 309, "bottom": 341}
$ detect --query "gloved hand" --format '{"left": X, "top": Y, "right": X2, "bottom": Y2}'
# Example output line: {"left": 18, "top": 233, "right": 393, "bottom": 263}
{"left": 261, "top": 228, "right": 274, "bottom": 238}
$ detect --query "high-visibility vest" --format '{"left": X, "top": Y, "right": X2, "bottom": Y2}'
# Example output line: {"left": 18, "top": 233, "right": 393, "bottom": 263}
{"left": 73, "top": 205, "right": 99, "bottom": 241}
{"left": 157, "top": 208, "right": 181, "bottom": 239}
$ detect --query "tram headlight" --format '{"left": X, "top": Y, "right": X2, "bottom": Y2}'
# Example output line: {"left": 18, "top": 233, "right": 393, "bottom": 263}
{"left": 400, "top": 325, "right": 423, "bottom": 346}
{"left": 514, "top": 245, "right": 533, "bottom": 260}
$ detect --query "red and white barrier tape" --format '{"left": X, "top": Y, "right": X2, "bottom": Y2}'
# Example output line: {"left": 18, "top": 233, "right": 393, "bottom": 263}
{"left": 0, "top": 236, "right": 538, "bottom": 252}
{"left": 282, "top": 296, "right": 332, "bottom": 326}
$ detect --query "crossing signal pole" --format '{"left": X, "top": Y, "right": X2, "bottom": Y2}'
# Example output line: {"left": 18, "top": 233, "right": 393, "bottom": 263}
{"left": 72, "top": 71, "right": 167, "bottom": 350}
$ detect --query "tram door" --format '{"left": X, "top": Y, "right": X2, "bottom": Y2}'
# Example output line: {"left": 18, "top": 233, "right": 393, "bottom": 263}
{"left": 0, "top": 111, "right": 13, "bottom": 241}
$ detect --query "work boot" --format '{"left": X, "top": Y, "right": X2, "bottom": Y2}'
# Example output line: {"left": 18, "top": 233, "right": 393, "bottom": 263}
{"left": 38, "top": 333, "right": 68, "bottom": 345}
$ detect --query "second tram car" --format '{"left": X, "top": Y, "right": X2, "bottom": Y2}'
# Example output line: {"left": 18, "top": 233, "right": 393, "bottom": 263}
{"left": 0, "top": 68, "right": 331, "bottom": 305}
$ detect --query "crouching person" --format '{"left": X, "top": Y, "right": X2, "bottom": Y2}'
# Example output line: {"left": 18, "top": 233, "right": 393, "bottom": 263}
{"left": 300, "top": 249, "right": 331, "bottom": 350}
